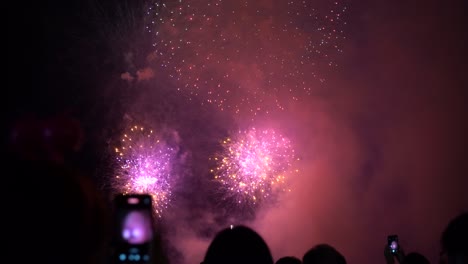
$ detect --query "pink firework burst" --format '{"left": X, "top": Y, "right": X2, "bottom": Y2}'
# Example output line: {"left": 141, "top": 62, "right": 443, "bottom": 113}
{"left": 114, "top": 125, "right": 177, "bottom": 217}
{"left": 211, "top": 128, "right": 298, "bottom": 206}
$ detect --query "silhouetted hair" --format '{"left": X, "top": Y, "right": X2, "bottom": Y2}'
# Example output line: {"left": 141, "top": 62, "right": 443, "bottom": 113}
{"left": 441, "top": 212, "right": 468, "bottom": 262}
{"left": 303, "top": 244, "right": 346, "bottom": 264}
{"left": 203, "top": 225, "right": 274, "bottom": 264}
{"left": 403, "top": 252, "right": 430, "bottom": 264}
{"left": 276, "top": 256, "right": 302, "bottom": 264}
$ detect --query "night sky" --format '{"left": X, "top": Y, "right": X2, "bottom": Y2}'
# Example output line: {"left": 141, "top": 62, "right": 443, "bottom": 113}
{"left": 7, "top": 0, "right": 468, "bottom": 263}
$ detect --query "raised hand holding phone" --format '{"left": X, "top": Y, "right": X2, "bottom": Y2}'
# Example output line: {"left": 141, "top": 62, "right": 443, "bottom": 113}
{"left": 113, "top": 194, "right": 155, "bottom": 264}
{"left": 385, "top": 235, "right": 405, "bottom": 264}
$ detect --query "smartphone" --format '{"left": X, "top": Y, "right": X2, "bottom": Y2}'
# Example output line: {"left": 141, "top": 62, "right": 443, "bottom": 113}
{"left": 113, "top": 194, "right": 154, "bottom": 263}
{"left": 387, "top": 235, "right": 399, "bottom": 255}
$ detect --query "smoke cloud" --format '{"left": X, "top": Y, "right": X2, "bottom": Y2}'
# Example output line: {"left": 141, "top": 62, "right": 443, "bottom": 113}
{"left": 15, "top": 0, "right": 465, "bottom": 264}
{"left": 250, "top": 2, "right": 468, "bottom": 263}
{"left": 147, "top": 1, "right": 468, "bottom": 264}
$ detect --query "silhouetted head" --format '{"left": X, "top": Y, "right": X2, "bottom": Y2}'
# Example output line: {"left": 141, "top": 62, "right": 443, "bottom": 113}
{"left": 303, "top": 244, "right": 346, "bottom": 264}
{"left": 276, "top": 256, "right": 302, "bottom": 264}
{"left": 403, "top": 252, "right": 430, "bottom": 264}
{"left": 440, "top": 212, "right": 468, "bottom": 264}
{"left": 8, "top": 115, "right": 84, "bottom": 164}
{"left": 203, "top": 225, "right": 274, "bottom": 264}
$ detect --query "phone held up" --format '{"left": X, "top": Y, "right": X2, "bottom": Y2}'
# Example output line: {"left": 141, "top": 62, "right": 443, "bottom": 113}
{"left": 387, "top": 235, "right": 399, "bottom": 255}
{"left": 113, "top": 194, "right": 155, "bottom": 263}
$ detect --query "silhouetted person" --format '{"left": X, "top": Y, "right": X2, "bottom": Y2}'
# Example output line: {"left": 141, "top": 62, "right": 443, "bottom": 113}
{"left": 276, "top": 256, "right": 302, "bottom": 264}
{"left": 202, "top": 225, "right": 274, "bottom": 264}
{"left": 403, "top": 252, "right": 430, "bottom": 264}
{"left": 14, "top": 157, "right": 110, "bottom": 264}
{"left": 439, "top": 212, "right": 468, "bottom": 264}
{"left": 303, "top": 244, "right": 347, "bottom": 264}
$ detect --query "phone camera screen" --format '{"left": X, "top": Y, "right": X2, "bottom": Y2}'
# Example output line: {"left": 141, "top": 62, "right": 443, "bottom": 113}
{"left": 120, "top": 209, "right": 153, "bottom": 244}
{"left": 387, "top": 235, "right": 399, "bottom": 254}
{"left": 114, "top": 195, "right": 154, "bottom": 263}
{"left": 390, "top": 240, "right": 398, "bottom": 253}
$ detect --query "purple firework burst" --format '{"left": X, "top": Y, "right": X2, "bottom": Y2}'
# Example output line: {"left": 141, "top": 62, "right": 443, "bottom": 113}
{"left": 114, "top": 125, "right": 177, "bottom": 217}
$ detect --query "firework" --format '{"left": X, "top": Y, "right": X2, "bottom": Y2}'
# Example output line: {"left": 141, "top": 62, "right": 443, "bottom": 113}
{"left": 211, "top": 128, "right": 298, "bottom": 206}
{"left": 113, "top": 125, "right": 177, "bottom": 217}
{"left": 144, "top": 0, "right": 348, "bottom": 116}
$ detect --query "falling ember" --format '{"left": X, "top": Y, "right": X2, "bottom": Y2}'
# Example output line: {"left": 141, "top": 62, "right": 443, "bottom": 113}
{"left": 144, "top": 0, "right": 348, "bottom": 116}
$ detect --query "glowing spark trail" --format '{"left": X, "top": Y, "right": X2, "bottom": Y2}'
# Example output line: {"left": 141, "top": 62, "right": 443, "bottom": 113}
{"left": 211, "top": 128, "right": 298, "bottom": 206}
{"left": 114, "top": 125, "right": 177, "bottom": 217}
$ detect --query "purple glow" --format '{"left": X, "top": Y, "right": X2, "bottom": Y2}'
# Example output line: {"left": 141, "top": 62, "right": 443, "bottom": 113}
{"left": 122, "top": 210, "right": 153, "bottom": 244}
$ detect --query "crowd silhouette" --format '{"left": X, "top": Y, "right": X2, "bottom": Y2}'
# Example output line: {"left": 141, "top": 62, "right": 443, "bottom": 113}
{"left": 8, "top": 118, "right": 468, "bottom": 264}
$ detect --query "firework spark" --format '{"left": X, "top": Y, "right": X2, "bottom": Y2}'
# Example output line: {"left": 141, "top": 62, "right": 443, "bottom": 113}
{"left": 114, "top": 125, "right": 178, "bottom": 217}
{"left": 211, "top": 128, "right": 298, "bottom": 206}
{"left": 144, "top": 0, "right": 348, "bottom": 116}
